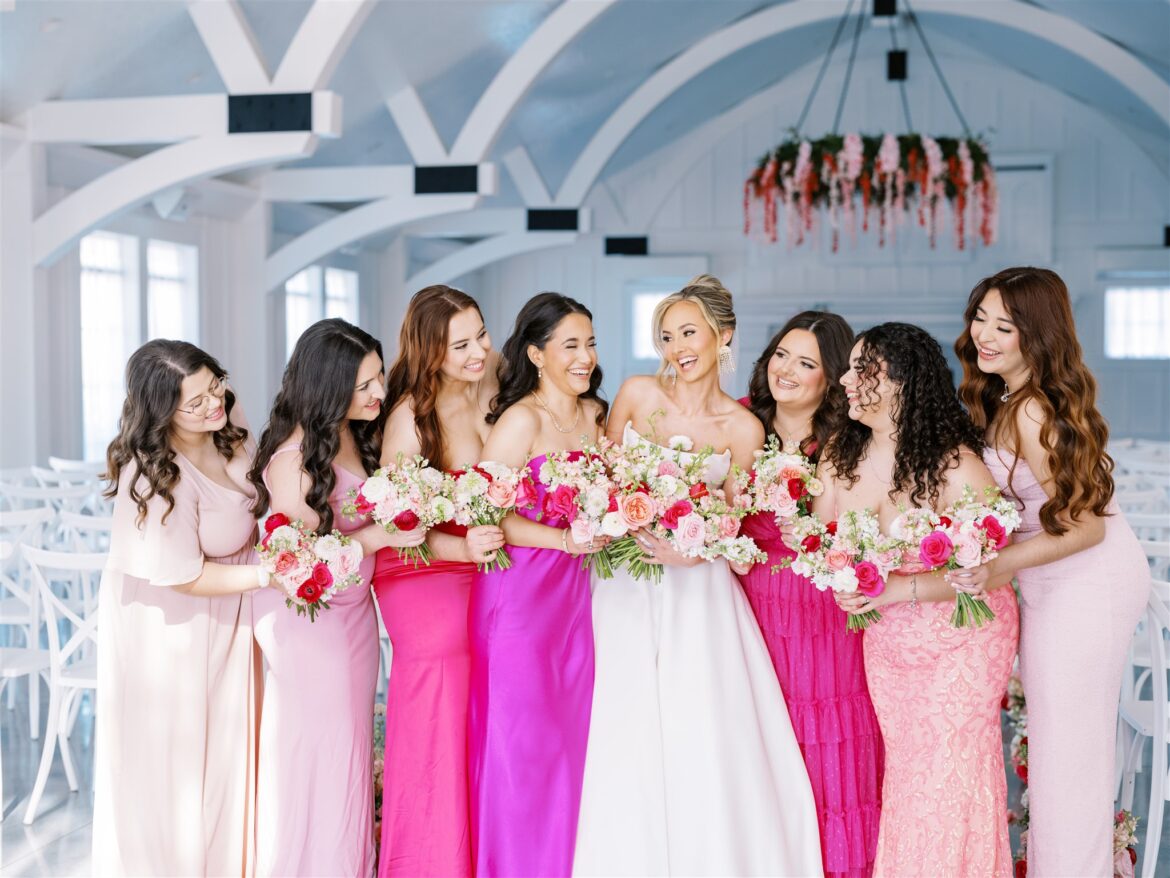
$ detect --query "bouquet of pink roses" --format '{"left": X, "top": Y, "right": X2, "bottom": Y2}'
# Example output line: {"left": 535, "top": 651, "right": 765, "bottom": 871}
{"left": 342, "top": 455, "right": 454, "bottom": 567}
{"left": 788, "top": 508, "right": 903, "bottom": 632}
{"left": 538, "top": 445, "right": 626, "bottom": 579}
{"left": 748, "top": 434, "right": 824, "bottom": 521}
{"left": 256, "top": 512, "right": 364, "bottom": 622}
{"left": 449, "top": 461, "right": 537, "bottom": 573}
{"left": 894, "top": 485, "right": 1021, "bottom": 628}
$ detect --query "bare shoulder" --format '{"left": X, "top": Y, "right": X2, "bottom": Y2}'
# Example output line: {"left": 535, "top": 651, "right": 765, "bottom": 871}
{"left": 726, "top": 402, "right": 764, "bottom": 442}
{"left": 382, "top": 396, "right": 422, "bottom": 460}
{"left": 941, "top": 445, "right": 997, "bottom": 504}
{"left": 1015, "top": 397, "right": 1046, "bottom": 448}
{"left": 615, "top": 374, "right": 666, "bottom": 421}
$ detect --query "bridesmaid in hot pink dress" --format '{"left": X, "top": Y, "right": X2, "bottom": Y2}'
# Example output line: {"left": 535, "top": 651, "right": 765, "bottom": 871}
{"left": 249, "top": 319, "right": 426, "bottom": 877}
{"left": 373, "top": 286, "right": 504, "bottom": 877}
{"left": 825, "top": 323, "right": 1018, "bottom": 878}
{"left": 954, "top": 269, "right": 1149, "bottom": 877}
{"left": 467, "top": 293, "right": 610, "bottom": 877}
{"left": 738, "top": 311, "right": 883, "bottom": 878}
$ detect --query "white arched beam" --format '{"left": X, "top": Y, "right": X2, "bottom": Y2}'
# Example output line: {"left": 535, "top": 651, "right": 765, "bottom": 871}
{"left": 406, "top": 231, "right": 578, "bottom": 291}
{"left": 34, "top": 133, "right": 315, "bottom": 267}
{"left": 555, "top": 0, "right": 1170, "bottom": 206}
{"left": 187, "top": 0, "right": 270, "bottom": 93}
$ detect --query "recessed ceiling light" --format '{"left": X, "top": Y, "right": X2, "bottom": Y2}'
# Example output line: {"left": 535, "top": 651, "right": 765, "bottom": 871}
{"left": 40, "top": 16, "right": 63, "bottom": 32}
{"left": 188, "top": 72, "right": 203, "bottom": 84}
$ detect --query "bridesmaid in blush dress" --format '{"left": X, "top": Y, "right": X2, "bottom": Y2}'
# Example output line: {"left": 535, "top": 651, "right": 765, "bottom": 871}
{"left": 738, "top": 311, "right": 883, "bottom": 878}
{"left": 467, "top": 293, "right": 610, "bottom": 877}
{"left": 93, "top": 341, "right": 269, "bottom": 876}
{"left": 373, "top": 286, "right": 504, "bottom": 878}
{"left": 248, "top": 319, "right": 426, "bottom": 878}
{"left": 954, "top": 268, "right": 1149, "bottom": 877}
{"left": 825, "top": 323, "right": 1018, "bottom": 878}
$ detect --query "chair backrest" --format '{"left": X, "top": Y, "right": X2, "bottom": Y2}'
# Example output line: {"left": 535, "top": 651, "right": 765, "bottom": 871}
{"left": 0, "top": 506, "right": 55, "bottom": 592}
{"left": 1142, "top": 540, "right": 1170, "bottom": 581}
{"left": 57, "top": 510, "right": 114, "bottom": 553}
{"left": 1127, "top": 513, "right": 1170, "bottom": 542}
{"left": 48, "top": 456, "right": 106, "bottom": 476}
{"left": 0, "top": 482, "right": 100, "bottom": 514}
{"left": 1118, "top": 488, "right": 1169, "bottom": 515}
{"left": 30, "top": 465, "right": 101, "bottom": 488}
{"left": 21, "top": 546, "right": 105, "bottom": 675}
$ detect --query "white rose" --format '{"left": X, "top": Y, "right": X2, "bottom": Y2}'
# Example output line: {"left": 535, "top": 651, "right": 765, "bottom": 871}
{"left": 601, "top": 511, "right": 628, "bottom": 538}
{"left": 430, "top": 496, "right": 455, "bottom": 522}
{"left": 653, "top": 474, "right": 681, "bottom": 499}
{"left": 667, "top": 435, "right": 694, "bottom": 452}
{"left": 269, "top": 525, "right": 301, "bottom": 547}
{"left": 314, "top": 534, "right": 343, "bottom": 563}
{"left": 360, "top": 474, "right": 392, "bottom": 503}
{"left": 832, "top": 567, "right": 859, "bottom": 593}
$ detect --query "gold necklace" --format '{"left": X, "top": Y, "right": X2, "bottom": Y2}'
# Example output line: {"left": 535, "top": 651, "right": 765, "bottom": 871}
{"left": 532, "top": 390, "right": 582, "bottom": 434}
{"left": 774, "top": 416, "right": 813, "bottom": 454}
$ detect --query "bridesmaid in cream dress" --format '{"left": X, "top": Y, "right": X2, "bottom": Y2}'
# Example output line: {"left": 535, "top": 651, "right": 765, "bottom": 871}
{"left": 94, "top": 340, "right": 272, "bottom": 876}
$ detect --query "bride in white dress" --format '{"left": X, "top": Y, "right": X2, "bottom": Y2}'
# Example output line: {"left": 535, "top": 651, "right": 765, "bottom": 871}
{"left": 573, "top": 275, "right": 822, "bottom": 877}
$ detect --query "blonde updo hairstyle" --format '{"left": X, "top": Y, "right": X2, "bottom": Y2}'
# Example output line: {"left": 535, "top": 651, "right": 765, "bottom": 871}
{"left": 650, "top": 274, "right": 736, "bottom": 384}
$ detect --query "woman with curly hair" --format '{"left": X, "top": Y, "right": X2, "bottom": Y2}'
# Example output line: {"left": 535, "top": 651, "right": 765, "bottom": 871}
{"left": 952, "top": 268, "right": 1149, "bottom": 877}
{"left": 94, "top": 340, "right": 270, "bottom": 875}
{"left": 822, "top": 322, "right": 1019, "bottom": 877}
{"left": 737, "top": 311, "right": 884, "bottom": 878}
{"left": 374, "top": 285, "right": 503, "bottom": 877}
{"left": 248, "top": 318, "right": 425, "bottom": 877}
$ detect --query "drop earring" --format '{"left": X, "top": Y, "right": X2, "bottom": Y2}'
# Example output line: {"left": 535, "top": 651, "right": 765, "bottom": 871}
{"left": 718, "top": 344, "right": 735, "bottom": 375}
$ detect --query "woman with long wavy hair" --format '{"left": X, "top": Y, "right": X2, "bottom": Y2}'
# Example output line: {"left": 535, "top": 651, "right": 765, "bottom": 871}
{"left": 248, "top": 318, "right": 424, "bottom": 877}
{"left": 952, "top": 268, "right": 1149, "bottom": 877}
{"left": 467, "top": 292, "right": 610, "bottom": 877}
{"left": 374, "top": 285, "right": 503, "bottom": 877}
{"left": 824, "top": 323, "right": 1019, "bottom": 877}
{"left": 93, "top": 340, "right": 270, "bottom": 875}
{"left": 737, "top": 311, "right": 884, "bottom": 878}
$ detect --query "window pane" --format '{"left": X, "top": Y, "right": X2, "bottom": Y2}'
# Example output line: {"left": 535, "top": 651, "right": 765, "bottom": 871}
{"left": 147, "top": 240, "right": 199, "bottom": 343}
{"left": 1105, "top": 287, "right": 1170, "bottom": 359}
{"left": 632, "top": 291, "right": 670, "bottom": 361}
{"left": 324, "top": 267, "right": 358, "bottom": 324}
{"left": 285, "top": 267, "right": 322, "bottom": 360}
{"left": 80, "top": 232, "right": 140, "bottom": 460}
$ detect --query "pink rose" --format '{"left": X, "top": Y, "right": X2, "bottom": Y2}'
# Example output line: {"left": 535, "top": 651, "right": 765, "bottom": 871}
{"left": 661, "top": 499, "right": 694, "bottom": 530}
{"left": 718, "top": 515, "right": 740, "bottom": 539}
{"left": 618, "top": 492, "right": 655, "bottom": 529}
{"left": 657, "top": 460, "right": 682, "bottom": 478}
{"left": 674, "top": 514, "right": 707, "bottom": 554}
{"left": 779, "top": 466, "right": 805, "bottom": 482}
{"left": 486, "top": 479, "right": 517, "bottom": 509}
{"left": 514, "top": 477, "right": 537, "bottom": 510}
{"left": 570, "top": 519, "right": 594, "bottom": 546}
{"left": 825, "top": 548, "right": 851, "bottom": 571}
{"left": 854, "top": 561, "right": 885, "bottom": 597}
{"left": 310, "top": 562, "right": 334, "bottom": 589}
{"left": 274, "top": 551, "right": 298, "bottom": 576}
{"left": 954, "top": 532, "right": 984, "bottom": 569}
{"left": 918, "top": 530, "right": 954, "bottom": 569}
{"left": 542, "top": 484, "right": 578, "bottom": 523}
{"left": 979, "top": 515, "right": 1009, "bottom": 549}
{"left": 335, "top": 550, "right": 357, "bottom": 576}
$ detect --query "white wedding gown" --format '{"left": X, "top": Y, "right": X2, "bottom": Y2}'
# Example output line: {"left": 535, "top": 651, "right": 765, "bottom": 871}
{"left": 573, "top": 425, "right": 823, "bottom": 877}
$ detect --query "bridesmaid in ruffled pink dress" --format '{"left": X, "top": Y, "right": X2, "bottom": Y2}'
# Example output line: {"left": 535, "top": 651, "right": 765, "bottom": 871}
{"left": 824, "top": 323, "right": 1018, "bottom": 878}
{"left": 373, "top": 286, "right": 504, "bottom": 878}
{"left": 738, "top": 311, "right": 883, "bottom": 878}
{"left": 953, "top": 269, "right": 1149, "bottom": 877}
{"left": 249, "top": 319, "right": 426, "bottom": 877}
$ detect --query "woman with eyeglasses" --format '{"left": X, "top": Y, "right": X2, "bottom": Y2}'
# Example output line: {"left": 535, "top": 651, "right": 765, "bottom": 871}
{"left": 94, "top": 340, "right": 271, "bottom": 875}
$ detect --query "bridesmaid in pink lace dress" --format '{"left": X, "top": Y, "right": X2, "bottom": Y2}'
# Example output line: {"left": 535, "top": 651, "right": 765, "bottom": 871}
{"left": 249, "top": 319, "right": 426, "bottom": 877}
{"left": 823, "top": 323, "right": 1018, "bottom": 878}
{"left": 954, "top": 269, "right": 1149, "bottom": 877}
{"left": 373, "top": 287, "right": 504, "bottom": 877}
{"left": 738, "top": 311, "right": 883, "bottom": 878}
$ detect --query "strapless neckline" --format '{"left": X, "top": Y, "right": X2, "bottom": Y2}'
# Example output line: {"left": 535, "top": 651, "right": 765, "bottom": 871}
{"left": 622, "top": 422, "right": 733, "bottom": 464}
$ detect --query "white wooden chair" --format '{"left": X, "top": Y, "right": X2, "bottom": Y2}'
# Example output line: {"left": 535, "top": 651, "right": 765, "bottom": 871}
{"left": 0, "top": 645, "right": 50, "bottom": 822}
{"left": 30, "top": 466, "right": 100, "bottom": 488}
{"left": 57, "top": 510, "right": 114, "bottom": 554}
{"left": 20, "top": 546, "right": 104, "bottom": 825}
{"left": 47, "top": 456, "right": 106, "bottom": 476}
{"left": 1118, "top": 488, "right": 1169, "bottom": 515}
{"left": 0, "top": 508, "right": 54, "bottom": 735}
{"left": 1118, "top": 580, "right": 1170, "bottom": 878}
{"left": 1143, "top": 540, "right": 1170, "bottom": 582}
{"left": 1127, "top": 513, "right": 1170, "bottom": 543}
{"left": 0, "top": 482, "right": 98, "bottom": 515}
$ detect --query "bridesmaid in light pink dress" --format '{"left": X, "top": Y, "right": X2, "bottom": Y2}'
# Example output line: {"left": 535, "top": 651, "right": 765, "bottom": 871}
{"left": 249, "top": 319, "right": 426, "bottom": 877}
{"left": 955, "top": 269, "right": 1149, "bottom": 877}
{"left": 94, "top": 341, "right": 269, "bottom": 876}
{"left": 824, "top": 323, "right": 1018, "bottom": 878}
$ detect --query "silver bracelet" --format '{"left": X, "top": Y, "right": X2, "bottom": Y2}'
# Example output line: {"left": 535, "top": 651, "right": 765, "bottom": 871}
{"left": 256, "top": 566, "right": 271, "bottom": 589}
{"left": 561, "top": 528, "right": 570, "bottom": 554}
{"left": 910, "top": 574, "right": 919, "bottom": 610}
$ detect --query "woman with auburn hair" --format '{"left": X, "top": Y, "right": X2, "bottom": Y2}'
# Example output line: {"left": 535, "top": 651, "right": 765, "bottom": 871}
{"left": 374, "top": 285, "right": 503, "bottom": 877}
{"left": 248, "top": 318, "right": 425, "bottom": 877}
{"left": 953, "top": 267, "right": 1149, "bottom": 877}
{"left": 738, "top": 311, "right": 884, "bottom": 878}
{"left": 93, "top": 340, "right": 269, "bottom": 875}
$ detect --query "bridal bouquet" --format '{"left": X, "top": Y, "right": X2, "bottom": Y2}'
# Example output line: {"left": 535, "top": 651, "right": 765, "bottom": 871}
{"left": 449, "top": 461, "right": 537, "bottom": 573}
{"left": 789, "top": 508, "right": 903, "bottom": 632}
{"left": 538, "top": 445, "right": 625, "bottom": 579}
{"left": 748, "top": 435, "right": 824, "bottom": 520}
{"left": 256, "top": 512, "right": 364, "bottom": 622}
{"left": 342, "top": 455, "right": 454, "bottom": 567}
{"left": 895, "top": 485, "right": 1021, "bottom": 628}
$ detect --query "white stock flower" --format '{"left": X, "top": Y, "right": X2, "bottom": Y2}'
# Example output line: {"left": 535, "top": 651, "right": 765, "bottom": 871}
{"left": 832, "top": 567, "right": 859, "bottom": 593}
{"left": 667, "top": 435, "right": 694, "bottom": 452}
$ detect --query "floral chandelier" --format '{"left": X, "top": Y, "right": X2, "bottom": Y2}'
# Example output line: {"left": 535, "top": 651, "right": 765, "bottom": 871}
{"left": 743, "top": 0, "right": 998, "bottom": 252}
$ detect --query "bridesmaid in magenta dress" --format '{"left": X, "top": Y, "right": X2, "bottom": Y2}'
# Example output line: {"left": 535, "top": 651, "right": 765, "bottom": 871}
{"left": 373, "top": 286, "right": 505, "bottom": 877}
{"left": 737, "top": 311, "right": 884, "bottom": 878}
{"left": 826, "top": 323, "right": 1019, "bottom": 878}
{"left": 467, "top": 293, "right": 610, "bottom": 877}
{"left": 248, "top": 319, "right": 426, "bottom": 877}
{"left": 953, "top": 268, "right": 1149, "bottom": 877}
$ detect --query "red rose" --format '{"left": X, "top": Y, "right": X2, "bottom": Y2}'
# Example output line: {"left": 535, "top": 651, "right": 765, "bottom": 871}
{"left": 825, "top": 520, "right": 838, "bottom": 536}
{"left": 661, "top": 500, "right": 694, "bottom": 530}
{"left": 1015, "top": 764, "right": 1028, "bottom": 783}
{"left": 472, "top": 465, "right": 493, "bottom": 482}
{"left": 800, "top": 534, "right": 822, "bottom": 554}
{"left": 938, "top": 515, "right": 953, "bottom": 529}
{"left": 311, "top": 562, "right": 333, "bottom": 588}
{"left": 1014, "top": 859, "right": 1027, "bottom": 878}
{"left": 448, "top": 468, "right": 467, "bottom": 479}
{"left": 918, "top": 530, "right": 954, "bottom": 568}
{"left": 787, "top": 477, "right": 806, "bottom": 500}
{"left": 265, "top": 512, "right": 290, "bottom": 533}
{"left": 747, "top": 469, "right": 757, "bottom": 485}
{"left": 688, "top": 482, "right": 709, "bottom": 501}
{"left": 854, "top": 561, "right": 885, "bottom": 597}
{"left": 297, "top": 580, "right": 322, "bottom": 603}
{"left": 607, "top": 493, "right": 619, "bottom": 513}
{"left": 393, "top": 510, "right": 420, "bottom": 531}
{"left": 1000, "top": 693, "right": 1010, "bottom": 711}
{"left": 1129, "top": 848, "right": 1137, "bottom": 866}
{"left": 978, "top": 515, "right": 1009, "bottom": 549}
{"left": 354, "top": 494, "right": 375, "bottom": 516}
